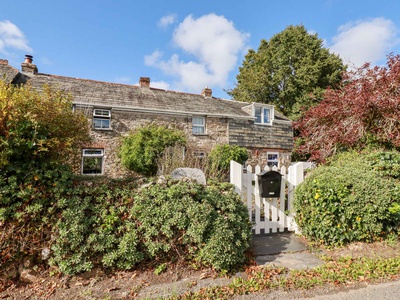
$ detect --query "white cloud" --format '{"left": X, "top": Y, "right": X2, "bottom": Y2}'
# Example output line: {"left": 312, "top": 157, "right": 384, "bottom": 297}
{"left": 150, "top": 80, "right": 170, "bottom": 90}
{"left": 144, "top": 50, "right": 163, "bottom": 65}
{"left": 158, "top": 14, "right": 177, "bottom": 29}
{"left": 0, "top": 20, "right": 32, "bottom": 54}
{"left": 146, "top": 13, "right": 249, "bottom": 93}
{"left": 330, "top": 18, "right": 399, "bottom": 67}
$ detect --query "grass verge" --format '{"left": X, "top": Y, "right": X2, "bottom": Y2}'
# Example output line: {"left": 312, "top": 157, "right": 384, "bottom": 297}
{"left": 170, "top": 255, "right": 400, "bottom": 299}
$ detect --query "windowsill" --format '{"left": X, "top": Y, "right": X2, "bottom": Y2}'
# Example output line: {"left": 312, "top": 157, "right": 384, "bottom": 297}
{"left": 93, "top": 128, "right": 113, "bottom": 131}
{"left": 254, "top": 122, "right": 273, "bottom": 126}
{"left": 192, "top": 133, "right": 208, "bottom": 136}
{"left": 81, "top": 174, "right": 104, "bottom": 176}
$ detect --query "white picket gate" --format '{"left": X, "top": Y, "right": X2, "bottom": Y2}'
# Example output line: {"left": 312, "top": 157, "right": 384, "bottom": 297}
{"left": 230, "top": 160, "right": 305, "bottom": 235}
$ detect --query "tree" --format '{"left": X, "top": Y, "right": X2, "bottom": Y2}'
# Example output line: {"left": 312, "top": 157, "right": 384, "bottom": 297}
{"left": 229, "top": 25, "right": 345, "bottom": 119}
{"left": 294, "top": 54, "right": 400, "bottom": 163}
{"left": 119, "top": 124, "right": 186, "bottom": 176}
{"left": 0, "top": 81, "right": 91, "bottom": 171}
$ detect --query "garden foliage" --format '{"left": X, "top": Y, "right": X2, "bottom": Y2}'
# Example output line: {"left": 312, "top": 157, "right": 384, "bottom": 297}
{"left": 294, "top": 150, "right": 400, "bottom": 246}
{"left": 295, "top": 54, "right": 400, "bottom": 162}
{"left": 50, "top": 178, "right": 252, "bottom": 274}
{"left": 208, "top": 144, "right": 248, "bottom": 179}
{"left": 0, "top": 81, "right": 90, "bottom": 271}
{"left": 120, "top": 124, "right": 186, "bottom": 176}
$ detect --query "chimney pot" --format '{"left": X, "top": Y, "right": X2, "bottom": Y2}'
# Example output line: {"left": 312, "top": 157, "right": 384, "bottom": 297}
{"left": 202, "top": 87, "right": 212, "bottom": 98}
{"left": 25, "top": 54, "right": 33, "bottom": 64}
{"left": 139, "top": 77, "right": 150, "bottom": 88}
{"left": 21, "top": 54, "right": 38, "bottom": 74}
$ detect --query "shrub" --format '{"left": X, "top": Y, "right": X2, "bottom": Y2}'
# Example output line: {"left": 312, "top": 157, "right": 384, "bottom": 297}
{"left": 208, "top": 144, "right": 248, "bottom": 179}
{"left": 0, "top": 81, "right": 90, "bottom": 171}
{"left": 49, "top": 178, "right": 252, "bottom": 274}
{"left": 0, "top": 81, "right": 90, "bottom": 272}
{"left": 132, "top": 180, "right": 252, "bottom": 272}
{"left": 119, "top": 124, "right": 186, "bottom": 176}
{"left": 294, "top": 150, "right": 400, "bottom": 246}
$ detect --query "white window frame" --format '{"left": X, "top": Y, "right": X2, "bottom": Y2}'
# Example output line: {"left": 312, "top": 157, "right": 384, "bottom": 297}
{"left": 267, "top": 152, "right": 279, "bottom": 168}
{"left": 93, "top": 109, "right": 111, "bottom": 130}
{"left": 192, "top": 116, "right": 206, "bottom": 134}
{"left": 253, "top": 104, "right": 274, "bottom": 125}
{"left": 82, "top": 148, "right": 104, "bottom": 175}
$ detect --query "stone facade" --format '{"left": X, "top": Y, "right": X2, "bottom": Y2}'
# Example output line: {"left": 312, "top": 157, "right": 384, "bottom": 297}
{"left": 76, "top": 107, "right": 230, "bottom": 177}
{"left": 0, "top": 56, "right": 294, "bottom": 177}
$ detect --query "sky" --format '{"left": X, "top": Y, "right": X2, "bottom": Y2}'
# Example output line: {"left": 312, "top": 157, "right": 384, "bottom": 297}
{"left": 1, "top": 0, "right": 400, "bottom": 99}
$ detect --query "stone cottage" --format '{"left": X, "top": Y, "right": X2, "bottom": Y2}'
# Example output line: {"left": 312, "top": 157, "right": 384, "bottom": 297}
{"left": 0, "top": 55, "right": 293, "bottom": 177}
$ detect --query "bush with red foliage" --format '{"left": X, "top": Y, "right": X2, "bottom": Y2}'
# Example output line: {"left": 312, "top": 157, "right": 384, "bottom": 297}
{"left": 295, "top": 54, "right": 400, "bottom": 162}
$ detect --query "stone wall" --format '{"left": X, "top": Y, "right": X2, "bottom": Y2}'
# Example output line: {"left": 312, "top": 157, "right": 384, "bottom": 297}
{"left": 77, "top": 107, "right": 229, "bottom": 177}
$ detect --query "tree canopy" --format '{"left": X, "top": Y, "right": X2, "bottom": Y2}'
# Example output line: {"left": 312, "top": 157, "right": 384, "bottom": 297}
{"left": 229, "top": 25, "right": 345, "bottom": 119}
{"left": 294, "top": 54, "right": 400, "bottom": 162}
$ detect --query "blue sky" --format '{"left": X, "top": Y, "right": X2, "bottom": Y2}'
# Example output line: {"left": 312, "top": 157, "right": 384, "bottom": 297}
{"left": 1, "top": 0, "right": 400, "bottom": 99}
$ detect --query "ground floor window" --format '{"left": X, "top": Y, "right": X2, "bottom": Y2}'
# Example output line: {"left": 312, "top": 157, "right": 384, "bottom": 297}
{"left": 267, "top": 152, "right": 279, "bottom": 167}
{"left": 82, "top": 149, "right": 104, "bottom": 175}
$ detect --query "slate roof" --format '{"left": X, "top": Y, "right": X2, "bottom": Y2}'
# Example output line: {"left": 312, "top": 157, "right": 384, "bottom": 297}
{"left": 1, "top": 60, "right": 290, "bottom": 121}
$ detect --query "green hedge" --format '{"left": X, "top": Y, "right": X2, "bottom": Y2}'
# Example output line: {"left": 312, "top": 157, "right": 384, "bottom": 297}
{"left": 294, "top": 150, "right": 400, "bottom": 246}
{"left": 50, "top": 178, "right": 252, "bottom": 274}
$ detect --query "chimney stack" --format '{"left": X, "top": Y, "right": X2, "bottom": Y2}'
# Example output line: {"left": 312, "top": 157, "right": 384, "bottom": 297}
{"left": 139, "top": 77, "right": 150, "bottom": 88}
{"left": 202, "top": 87, "right": 212, "bottom": 98}
{"left": 21, "top": 54, "right": 38, "bottom": 74}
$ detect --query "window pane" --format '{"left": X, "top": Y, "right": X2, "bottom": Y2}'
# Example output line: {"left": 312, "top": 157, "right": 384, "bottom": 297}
{"left": 192, "top": 117, "right": 204, "bottom": 125}
{"left": 255, "top": 107, "right": 262, "bottom": 123}
{"left": 83, "top": 149, "right": 103, "bottom": 156}
{"left": 193, "top": 126, "right": 204, "bottom": 134}
{"left": 94, "top": 109, "right": 111, "bottom": 117}
{"left": 267, "top": 161, "right": 278, "bottom": 167}
{"left": 267, "top": 153, "right": 278, "bottom": 161}
{"left": 82, "top": 157, "right": 103, "bottom": 174}
{"left": 263, "top": 108, "right": 270, "bottom": 123}
{"left": 94, "top": 118, "right": 110, "bottom": 129}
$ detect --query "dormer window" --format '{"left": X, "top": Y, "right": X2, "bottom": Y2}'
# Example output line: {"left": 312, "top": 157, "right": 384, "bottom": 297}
{"left": 254, "top": 104, "right": 273, "bottom": 125}
{"left": 93, "top": 109, "right": 111, "bottom": 129}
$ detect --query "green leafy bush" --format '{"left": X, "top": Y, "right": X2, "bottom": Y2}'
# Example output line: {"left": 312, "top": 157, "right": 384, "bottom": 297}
{"left": 50, "top": 178, "right": 251, "bottom": 274}
{"left": 119, "top": 124, "right": 186, "bottom": 176}
{"left": 0, "top": 81, "right": 90, "bottom": 271}
{"left": 208, "top": 144, "right": 248, "bottom": 179}
{"left": 132, "top": 180, "right": 252, "bottom": 271}
{"left": 294, "top": 150, "right": 400, "bottom": 246}
{"left": 50, "top": 178, "right": 143, "bottom": 274}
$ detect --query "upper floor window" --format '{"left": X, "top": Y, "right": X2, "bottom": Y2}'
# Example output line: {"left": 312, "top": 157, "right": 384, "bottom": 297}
{"left": 93, "top": 109, "right": 111, "bottom": 129}
{"left": 254, "top": 106, "right": 273, "bottom": 125}
{"left": 82, "top": 149, "right": 104, "bottom": 175}
{"left": 192, "top": 116, "right": 205, "bottom": 134}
